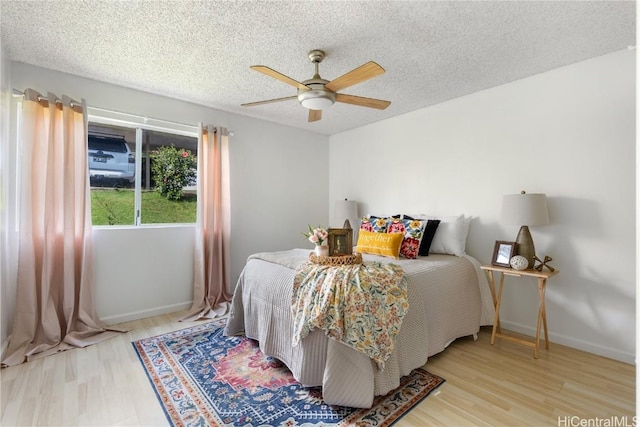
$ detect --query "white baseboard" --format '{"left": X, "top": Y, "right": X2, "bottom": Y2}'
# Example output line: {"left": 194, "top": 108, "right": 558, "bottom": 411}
{"left": 100, "top": 301, "right": 192, "bottom": 325}
{"left": 500, "top": 320, "right": 635, "bottom": 365}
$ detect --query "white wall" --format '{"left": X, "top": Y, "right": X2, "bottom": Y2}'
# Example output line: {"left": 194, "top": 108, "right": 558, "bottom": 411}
{"left": 329, "top": 50, "right": 636, "bottom": 363}
{"left": 6, "top": 63, "right": 329, "bottom": 326}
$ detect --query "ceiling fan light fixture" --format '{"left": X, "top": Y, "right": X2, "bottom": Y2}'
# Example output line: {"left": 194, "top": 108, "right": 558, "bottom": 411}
{"left": 300, "top": 96, "right": 334, "bottom": 110}
{"left": 298, "top": 89, "right": 336, "bottom": 110}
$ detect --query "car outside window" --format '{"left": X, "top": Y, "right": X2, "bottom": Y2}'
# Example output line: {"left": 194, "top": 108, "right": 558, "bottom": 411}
{"left": 88, "top": 133, "right": 135, "bottom": 188}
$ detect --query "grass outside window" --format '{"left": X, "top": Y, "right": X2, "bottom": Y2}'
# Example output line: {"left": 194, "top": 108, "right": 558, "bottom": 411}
{"left": 91, "top": 188, "right": 197, "bottom": 225}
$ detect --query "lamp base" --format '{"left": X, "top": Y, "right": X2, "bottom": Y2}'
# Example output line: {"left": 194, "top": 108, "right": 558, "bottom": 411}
{"left": 343, "top": 219, "right": 352, "bottom": 229}
{"left": 515, "top": 225, "right": 536, "bottom": 269}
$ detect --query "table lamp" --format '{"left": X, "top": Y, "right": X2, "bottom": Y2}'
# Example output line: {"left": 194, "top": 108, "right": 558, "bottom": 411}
{"left": 334, "top": 199, "right": 358, "bottom": 229}
{"left": 501, "top": 191, "right": 549, "bottom": 269}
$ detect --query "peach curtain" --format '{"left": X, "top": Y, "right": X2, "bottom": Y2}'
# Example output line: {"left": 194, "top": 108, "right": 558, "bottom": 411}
{"left": 2, "top": 90, "right": 122, "bottom": 367}
{"left": 181, "top": 124, "right": 232, "bottom": 321}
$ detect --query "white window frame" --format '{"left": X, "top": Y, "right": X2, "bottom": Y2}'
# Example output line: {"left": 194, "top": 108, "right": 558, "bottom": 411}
{"left": 87, "top": 107, "right": 199, "bottom": 227}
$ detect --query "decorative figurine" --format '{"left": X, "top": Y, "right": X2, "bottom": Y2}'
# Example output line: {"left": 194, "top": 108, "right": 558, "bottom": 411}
{"left": 533, "top": 255, "right": 555, "bottom": 272}
{"left": 509, "top": 255, "right": 529, "bottom": 271}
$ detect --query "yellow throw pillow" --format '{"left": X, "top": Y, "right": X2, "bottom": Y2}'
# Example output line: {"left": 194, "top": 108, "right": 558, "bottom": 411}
{"left": 355, "top": 230, "right": 404, "bottom": 259}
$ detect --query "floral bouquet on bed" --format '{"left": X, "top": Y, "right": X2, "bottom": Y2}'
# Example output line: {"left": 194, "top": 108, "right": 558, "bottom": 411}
{"left": 303, "top": 225, "right": 328, "bottom": 246}
{"left": 303, "top": 225, "right": 329, "bottom": 257}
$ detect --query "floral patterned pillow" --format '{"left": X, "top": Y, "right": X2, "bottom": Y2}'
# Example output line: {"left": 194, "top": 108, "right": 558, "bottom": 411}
{"left": 359, "top": 215, "right": 392, "bottom": 233}
{"left": 388, "top": 217, "right": 427, "bottom": 259}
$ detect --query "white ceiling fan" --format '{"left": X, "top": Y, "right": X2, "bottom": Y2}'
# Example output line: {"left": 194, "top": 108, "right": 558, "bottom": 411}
{"left": 241, "top": 49, "right": 391, "bottom": 122}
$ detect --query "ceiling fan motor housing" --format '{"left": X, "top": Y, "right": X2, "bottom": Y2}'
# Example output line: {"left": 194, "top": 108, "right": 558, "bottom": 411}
{"left": 298, "top": 79, "right": 335, "bottom": 110}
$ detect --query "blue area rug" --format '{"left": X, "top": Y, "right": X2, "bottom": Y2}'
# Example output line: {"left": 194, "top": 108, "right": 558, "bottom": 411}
{"left": 132, "top": 319, "right": 445, "bottom": 427}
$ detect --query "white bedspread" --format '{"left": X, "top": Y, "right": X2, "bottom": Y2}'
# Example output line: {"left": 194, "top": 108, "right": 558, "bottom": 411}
{"left": 224, "top": 249, "right": 494, "bottom": 408}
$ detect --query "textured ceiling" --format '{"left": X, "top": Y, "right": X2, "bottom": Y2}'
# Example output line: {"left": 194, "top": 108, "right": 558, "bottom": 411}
{"left": 1, "top": 1, "right": 635, "bottom": 135}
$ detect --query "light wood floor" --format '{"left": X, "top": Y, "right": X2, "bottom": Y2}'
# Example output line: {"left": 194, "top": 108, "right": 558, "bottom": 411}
{"left": 1, "top": 312, "right": 635, "bottom": 426}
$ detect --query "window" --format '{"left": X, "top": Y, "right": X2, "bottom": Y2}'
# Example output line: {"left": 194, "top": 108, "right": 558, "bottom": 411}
{"left": 87, "top": 112, "right": 198, "bottom": 226}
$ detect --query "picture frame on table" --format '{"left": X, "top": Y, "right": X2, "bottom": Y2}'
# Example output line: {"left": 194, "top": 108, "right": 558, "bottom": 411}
{"left": 328, "top": 228, "right": 353, "bottom": 256}
{"left": 492, "top": 240, "right": 516, "bottom": 267}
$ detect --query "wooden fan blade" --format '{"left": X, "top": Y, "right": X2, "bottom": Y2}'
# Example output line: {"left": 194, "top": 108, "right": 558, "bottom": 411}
{"left": 308, "top": 109, "right": 322, "bottom": 122}
{"left": 241, "top": 95, "right": 297, "bottom": 107}
{"left": 335, "top": 93, "right": 391, "bottom": 110}
{"left": 325, "top": 62, "right": 385, "bottom": 92}
{"left": 250, "top": 66, "right": 308, "bottom": 90}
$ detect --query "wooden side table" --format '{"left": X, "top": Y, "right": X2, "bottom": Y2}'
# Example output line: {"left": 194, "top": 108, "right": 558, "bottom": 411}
{"left": 480, "top": 264, "right": 559, "bottom": 358}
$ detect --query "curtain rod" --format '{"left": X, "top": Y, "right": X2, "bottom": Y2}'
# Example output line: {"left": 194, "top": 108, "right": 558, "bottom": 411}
{"left": 12, "top": 88, "right": 234, "bottom": 136}
{"left": 13, "top": 89, "right": 186, "bottom": 129}
{"left": 88, "top": 104, "right": 201, "bottom": 132}
{"left": 88, "top": 106, "right": 234, "bottom": 136}
{"left": 12, "top": 88, "right": 81, "bottom": 109}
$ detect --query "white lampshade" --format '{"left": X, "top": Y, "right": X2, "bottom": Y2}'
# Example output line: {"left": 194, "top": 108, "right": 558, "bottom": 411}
{"left": 502, "top": 192, "right": 549, "bottom": 226}
{"left": 334, "top": 199, "right": 358, "bottom": 228}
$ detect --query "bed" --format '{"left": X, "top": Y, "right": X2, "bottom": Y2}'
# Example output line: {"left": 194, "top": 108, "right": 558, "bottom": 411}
{"left": 224, "top": 247, "right": 494, "bottom": 408}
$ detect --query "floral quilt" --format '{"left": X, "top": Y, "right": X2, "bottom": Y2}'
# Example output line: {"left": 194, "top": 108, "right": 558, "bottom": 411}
{"left": 292, "top": 261, "right": 409, "bottom": 370}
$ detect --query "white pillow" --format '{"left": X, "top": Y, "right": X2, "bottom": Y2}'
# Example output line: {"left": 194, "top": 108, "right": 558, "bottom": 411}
{"left": 428, "top": 214, "right": 471, "bottom": 257}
